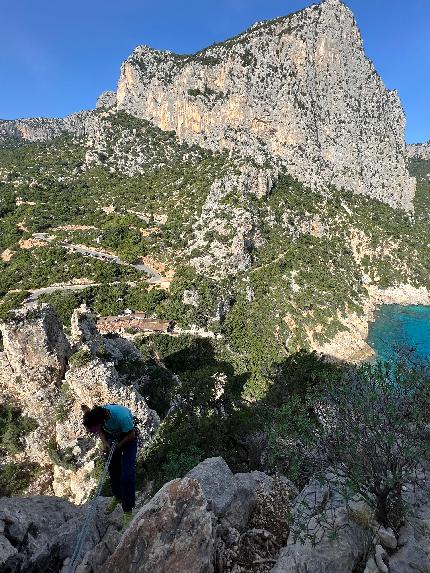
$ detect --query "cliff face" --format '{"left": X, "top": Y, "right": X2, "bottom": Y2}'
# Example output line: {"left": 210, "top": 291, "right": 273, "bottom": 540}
{"left": 407, "top": 141, "right": 430, "bottom": 160}
{"left": 116, "top": 0, "right": 414, "bottom": 209}
{"left": 0, "top": 304, "right": 159, "bottom": 503}
{"left": 0, "top": 111, "right": 89, "bottom": 146}
{"left": 0, "top": 0, "right": 414, "bottom": 210}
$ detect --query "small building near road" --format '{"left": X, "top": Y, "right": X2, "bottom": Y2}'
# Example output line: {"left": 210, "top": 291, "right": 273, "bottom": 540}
{"left": 97, "top": 313, "right": 175, "bottom": 335}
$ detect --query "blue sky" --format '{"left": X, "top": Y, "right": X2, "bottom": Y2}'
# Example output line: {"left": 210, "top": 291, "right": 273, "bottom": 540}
{"left": 1, "top": 0, "right": 428, "bottom": 142}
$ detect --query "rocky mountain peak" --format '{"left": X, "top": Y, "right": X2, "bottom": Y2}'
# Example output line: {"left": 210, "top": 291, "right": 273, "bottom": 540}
{"left": 115, "top": 0, "right": 414, "bottom": 210}
{"left": 0, "top": 0, "right": 416, "bottom": 210}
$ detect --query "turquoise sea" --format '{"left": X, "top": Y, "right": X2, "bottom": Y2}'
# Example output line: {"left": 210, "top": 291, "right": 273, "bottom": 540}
{"left": 367, "top": 305, "right": 430, "bottom": 365}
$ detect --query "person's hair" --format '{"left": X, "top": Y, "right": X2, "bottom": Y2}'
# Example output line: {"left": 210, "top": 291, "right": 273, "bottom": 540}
{"left": 83, "top": 406, "right": 107, "bottom": 428}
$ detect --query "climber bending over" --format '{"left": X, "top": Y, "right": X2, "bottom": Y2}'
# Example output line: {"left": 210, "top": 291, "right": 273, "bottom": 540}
{"left": 82, "top": 404, "right": 137, "bottom": 520}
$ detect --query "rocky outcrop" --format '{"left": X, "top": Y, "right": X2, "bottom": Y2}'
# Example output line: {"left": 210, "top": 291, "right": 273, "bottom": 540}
{"left": 115, "top": 0, "right": 414, "bottom": 209}
{"left": 0, "top": 303, "right": 159, "bottom": 503}
{"left": 188, "top": 172, "right": 266, "bottom": 277}
{"left": 103, "top": 478, "right": 216, "bottom": 573}
{"left": 102, "top": 457, "right": 292, "bottom": 573}
{"left": 96, "top": 91, "right": 117, "bottom": 109}
{"left": 272, "top": 478, "right": 370, "bottom": 573}
{"left": 0, "top": 304, "right": 71, "bottom": 400}
{"left": 0, "top": 111, "right": 90, "bottom": 146}
{"left": 3, "top": 457, "right": 430, "bottom": 573}
{"left": 407, "top": 141, "right": 430, "bottom": 160}
{"left": 187, "top": 457, "right": 273, "bottom": 531}
{"left": 0, "top": 495, "right": 122, "bottom": 573}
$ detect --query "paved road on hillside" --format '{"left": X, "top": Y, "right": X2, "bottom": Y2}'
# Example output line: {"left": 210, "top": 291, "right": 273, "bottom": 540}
{"left": 24, "top": 283, "right": 101, "bottom": 304}
{"left": 33, "top": 233, "right": 163, "bottom": 282}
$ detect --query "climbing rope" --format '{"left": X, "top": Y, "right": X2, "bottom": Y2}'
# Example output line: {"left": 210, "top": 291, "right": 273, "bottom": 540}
{"left": 67, "top": 441, "right": 117, "bottom": 573}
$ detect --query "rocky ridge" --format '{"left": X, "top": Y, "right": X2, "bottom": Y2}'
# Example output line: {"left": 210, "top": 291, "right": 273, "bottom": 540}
{"left": 407, "top": 140, "right": 430, "bottom": 160}
{"left": 0, "top": 112, "right": 90, "bottom": 146}
{"left": 115, "top": 0, "right": 414, "bottom": 209}
{"left": 2, "top": 456, "right": 430, "bottom": 573}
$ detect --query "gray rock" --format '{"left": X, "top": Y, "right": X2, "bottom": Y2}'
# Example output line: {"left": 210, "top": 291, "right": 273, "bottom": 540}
{"left": 271, "top": 478, "right": 369, "bottom": 573}
{"left": 363, "top": 555, "right": 379, "bottom": 573}
{"left": 0, "top": 535, "right": 17, "bottom": 568}
{"left": 96, "top": 91, "right": 117, "bottom": 109}
{"left": 389, "top": 538, "right": 430, "bottom": 573}
{"left": 0, "top": 111, "right": 90, "bottom": 145}
{"left": 187, "top": 458, "right": 275, "bottom": 531}
{"left": 377, "top": 526, "right": 397, "bottom": 550}
{"left": 102, "top": 477, "right": 216, "bottom": 573}
{"left": 187, "top": 457, "right": 237, "bottom": 517}
{"left": 407, "top": 141, "right": 430, "bottom": 160}
{"left": 374, "top": 544, "right": 389, "bottom": 573}
{"left": 0, "top": 495, "right": 81, "bottom": 572}
{"left": 1, "top": 303, "right": 71, "bottom": 388}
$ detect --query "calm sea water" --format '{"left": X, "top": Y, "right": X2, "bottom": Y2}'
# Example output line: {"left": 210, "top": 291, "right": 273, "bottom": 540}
{"left": 367, "top": 305, "right": 430, "bottom": 364}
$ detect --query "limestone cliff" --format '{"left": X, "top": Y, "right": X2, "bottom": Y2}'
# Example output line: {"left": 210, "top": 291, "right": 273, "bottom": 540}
{"left": 407, "top": 140, "right": 430, "bottom": 160}
{"left": 0, "top": 111, "right": 90, "bottom": 145}
{"left": 115, "top": 0, "right": 414, "bottom": 209}
{"left": 0, "top": 0, "right": 415, "bottom": 210}
{"left": 0, "top": 304, "right": 159, "bottom": 503}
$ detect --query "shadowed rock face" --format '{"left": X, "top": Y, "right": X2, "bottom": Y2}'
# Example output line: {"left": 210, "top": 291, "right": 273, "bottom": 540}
{"left": 115, "top": 0, "right": 414, "bottom": 210}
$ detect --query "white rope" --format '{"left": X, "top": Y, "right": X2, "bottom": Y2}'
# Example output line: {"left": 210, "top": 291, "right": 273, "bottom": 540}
{"left": 67, "top": 441, "right": 117, "bottom": 573}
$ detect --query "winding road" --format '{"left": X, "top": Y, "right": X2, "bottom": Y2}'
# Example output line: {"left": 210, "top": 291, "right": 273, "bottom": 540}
{"left": 33, "top": 233, "right": 163, "bottom": 282}
{"left": 22, "top": 234, "right": 167, "bottom": 304}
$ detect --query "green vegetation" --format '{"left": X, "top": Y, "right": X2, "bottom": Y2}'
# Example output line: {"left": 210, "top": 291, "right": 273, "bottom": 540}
{"left": 47, "top": 441, "right": 79, "bottom": 470}
{"left": 269, "top": 363, "right": 430, "bottom": 533}
{"left": 69, "top": 347, "right": 93, "bottom": 368}
{"left": 0, "top": 405, "right": 39, "bottom": 496}
{"left": 137, "top": 334, "right": 337, "bottom": 488}
{"left": 39, "top": 283, "right": 169, "bottom": 326}
{"left": 3, "top": 115, "right": 430, "bottom": 512}
{"left": 0, "top": 462, "right": 40, "bottom": 496}
{"left": 0, "top": 405, "right": 38, "bottom": 455}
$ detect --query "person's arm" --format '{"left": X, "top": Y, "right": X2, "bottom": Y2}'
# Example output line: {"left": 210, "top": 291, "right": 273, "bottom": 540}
{"left": 115, "top": 429, "right": 136, "bottom": 451}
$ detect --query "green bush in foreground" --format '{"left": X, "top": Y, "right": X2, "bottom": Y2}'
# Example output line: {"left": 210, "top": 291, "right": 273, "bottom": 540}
{"left": 270, "top": 363, "right": 430, "bottom": 532}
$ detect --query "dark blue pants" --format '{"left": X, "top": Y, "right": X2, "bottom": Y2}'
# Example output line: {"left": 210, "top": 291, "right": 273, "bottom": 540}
{"left": 108, "top": 439, "right": 137, "bottom": 512}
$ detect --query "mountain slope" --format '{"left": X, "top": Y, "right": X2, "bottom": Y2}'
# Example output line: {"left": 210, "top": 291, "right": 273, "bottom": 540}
{"left": 0, "top": 0, "right": 429, "bottom": 376}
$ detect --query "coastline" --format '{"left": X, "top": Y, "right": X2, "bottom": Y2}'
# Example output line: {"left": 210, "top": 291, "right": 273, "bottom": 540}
{"left": 315, "top": 284, "right": 430, "bottom": 363}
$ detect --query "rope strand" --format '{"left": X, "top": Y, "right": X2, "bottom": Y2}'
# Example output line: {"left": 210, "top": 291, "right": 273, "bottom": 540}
{"left": 67, "top": 441, "right": 117, "bottom": 573}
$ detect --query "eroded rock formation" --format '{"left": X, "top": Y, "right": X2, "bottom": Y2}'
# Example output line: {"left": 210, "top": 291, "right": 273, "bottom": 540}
{"left": 0, "top": 112, "right": 90, "bottom": 145}
{"left": 407, "top": 140, "right": 430, "bottom": 160}
{"left": 0, "top": 303, "right": 159, "bottom": 503}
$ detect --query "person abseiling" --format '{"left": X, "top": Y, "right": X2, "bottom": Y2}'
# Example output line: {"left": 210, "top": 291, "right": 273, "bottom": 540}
{"left": 82, "top": 404, "right": 137, "bottom": 524}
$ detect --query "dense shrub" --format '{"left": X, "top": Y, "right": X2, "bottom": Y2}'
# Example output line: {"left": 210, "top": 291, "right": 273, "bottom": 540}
{"left": 0, "top": 405, "right": 38, "bottom": 455}
{"left": 269, "top": 363, "right": 430, "bottom": 530}
{"left": 0, "top": 462, "right": 40, "bottom": 496}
